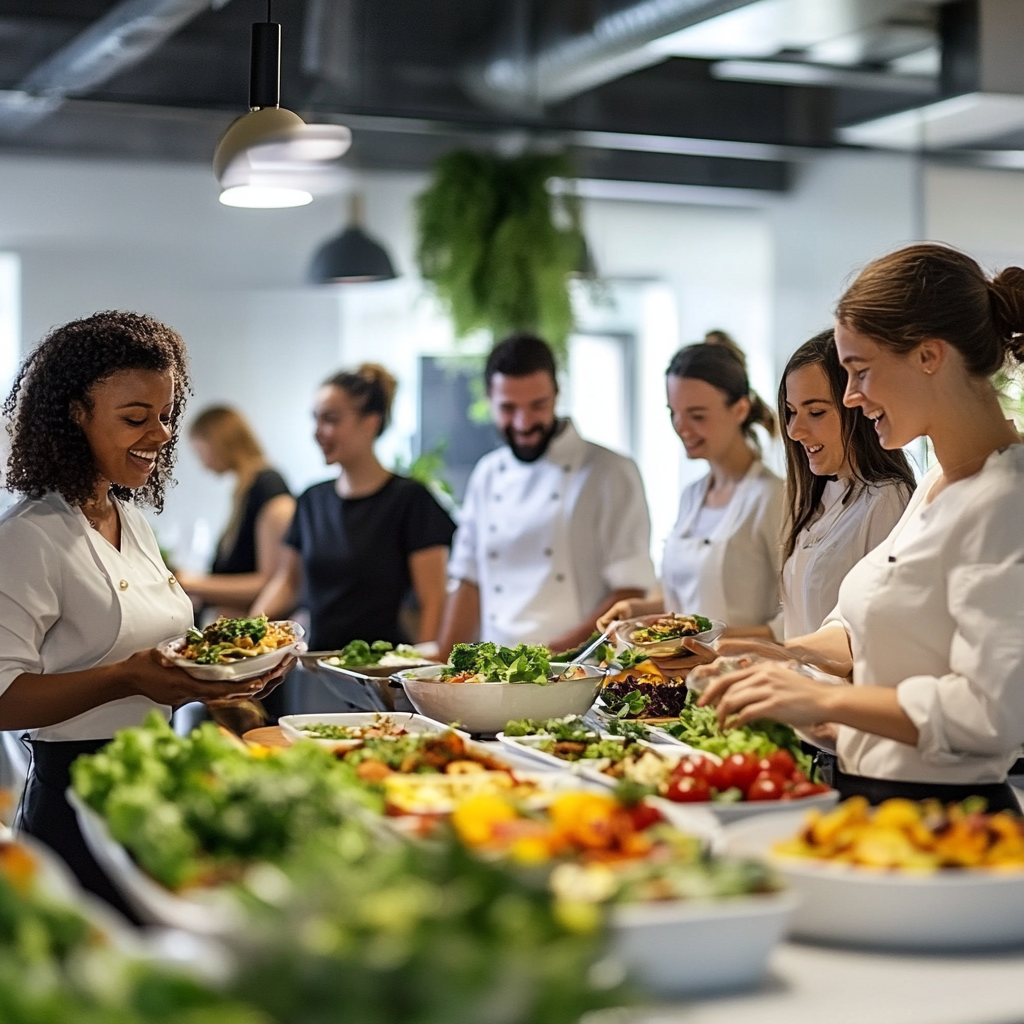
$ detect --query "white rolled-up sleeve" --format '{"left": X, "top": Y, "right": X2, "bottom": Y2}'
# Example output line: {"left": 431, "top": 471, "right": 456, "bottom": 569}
{"left": 897, "top": 562, "right": 1024, "bottom": 764}
{"left": 446, "top": 465, "right": 483, "bottom": 585}
{"left": 599, "top": 459, "right": 657, "bottom": 593}
{"left": 0, "top": 518, "right": 62, "bottom": 697}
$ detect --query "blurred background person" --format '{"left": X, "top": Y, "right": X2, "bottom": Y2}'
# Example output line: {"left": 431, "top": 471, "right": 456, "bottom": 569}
{"left": 175, "top": 406, "right": 294, "bottom": 618}
{"left": 599, "top": 340, "right": 783, "bottom": 640}
{"left": 439, "top": 334, "right": 656, "bottom": 658}
{"left": 780, "top": 330, "right": 915, "bottom": 639}
{"left": 256, "top": 364, "right": 455, "bottom": 711}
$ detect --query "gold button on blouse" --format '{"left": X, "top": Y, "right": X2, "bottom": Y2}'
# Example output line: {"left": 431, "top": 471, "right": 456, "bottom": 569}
{"left": 118, "top": 579, "right": 129, "bottom": 591}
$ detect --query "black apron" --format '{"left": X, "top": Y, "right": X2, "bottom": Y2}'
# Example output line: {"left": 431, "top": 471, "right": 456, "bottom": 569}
{"left": 17, "top": 738, "right": 141, "bottom": 924}
{"left": 833, "top": 766, "right": 1020, "bottom": 814}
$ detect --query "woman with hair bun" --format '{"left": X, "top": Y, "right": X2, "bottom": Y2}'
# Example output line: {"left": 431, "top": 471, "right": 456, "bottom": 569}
{"left": 697, "top": 244, "right": 1024, "bottom": 810}
{"left": 599, "top": 341, "right": 785, "bottom": 638}
{"left": 256, "top": 365, "right": 455, "bottom": 695}
{"left": 0, "top": 312, "right": 291, "bottom": 915}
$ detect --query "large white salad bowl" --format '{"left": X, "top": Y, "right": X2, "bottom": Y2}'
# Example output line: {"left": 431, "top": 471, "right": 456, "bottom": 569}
{"left": 391, "top": 663, "right": 605, "bottom": 735}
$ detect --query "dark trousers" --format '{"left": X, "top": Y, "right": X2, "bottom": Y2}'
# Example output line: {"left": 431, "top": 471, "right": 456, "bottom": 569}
{"left": 16, "top": 739, "right": 141, "bottom": 924}
{"left": 834, "top": 767, "right": 1021, "bottom": 814}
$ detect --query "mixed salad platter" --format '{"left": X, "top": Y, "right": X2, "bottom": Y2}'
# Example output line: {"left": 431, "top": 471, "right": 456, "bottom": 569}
{"left": 320, "top": 639, "right": 428, "bottom": 671}
{"left": 614, "top": 612, "right": 725, "bottom": 658}
{"left": 158, "top": 615, "right": 305, "bottom": 681}
{"left": 278, "top": 711, "right": 458, "bottom": 752}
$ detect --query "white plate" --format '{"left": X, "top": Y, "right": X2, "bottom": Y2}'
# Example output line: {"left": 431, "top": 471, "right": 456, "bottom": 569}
{"left": 724, "top": 809, "right": 1024, "bottom": 950}
{"left": 68, "top": 788, "right": 244, "bottom": 935}
{"left": 569, "top": 743, "right": 839, "bottom": 822}
{"left": 614, "top": 615, "right": 726, "bottom": 658}
{"left": 157, "top": 621, "right": 306, "bottom": 682}
{"left": 610, "top": 890, "right": 798, "bottom": 996}
{"left": 392, "top": 662, "right": 605, "bottom": 735}
{"left": 279, "top": 712, "right": 457, "bottom": 750}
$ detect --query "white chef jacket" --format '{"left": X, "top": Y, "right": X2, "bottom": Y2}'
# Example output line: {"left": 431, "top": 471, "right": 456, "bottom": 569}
{"left": 0, "top": 492, "right": 194, "bottom": 741}
{"left": 662, "top": 460, "right": 784, "bottom": 635}
{"left": 782, "top": 478, "right": 910, "bottom": 639}
{"left": 824, "top": 444, "right": 1024, "bottom": 784}
{"left": 448, "top": 420, "right": 657, "bottom": 646}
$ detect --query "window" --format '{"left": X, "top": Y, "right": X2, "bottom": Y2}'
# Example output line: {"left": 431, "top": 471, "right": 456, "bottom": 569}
{"left": 567, "top": 332, "right": 636, "bottom": 457}
{"left": 0, "top": 253, "right": 20, "bottom": 392}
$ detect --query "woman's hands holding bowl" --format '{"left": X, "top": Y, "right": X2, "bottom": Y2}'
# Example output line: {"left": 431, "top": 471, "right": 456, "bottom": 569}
{"left": 123, "top": 648, "right": 295, "bottom": 710}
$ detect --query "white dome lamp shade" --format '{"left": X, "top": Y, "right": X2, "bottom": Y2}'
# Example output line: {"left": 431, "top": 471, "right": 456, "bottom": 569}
{"left": 308, "top": 194, "right": 398, "bottom": 284}
{"left": 214, "top": 10, "right": 351, "bottom": 208}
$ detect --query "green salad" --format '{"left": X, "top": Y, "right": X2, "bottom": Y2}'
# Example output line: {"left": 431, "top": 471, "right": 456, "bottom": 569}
{"left": 503, "top": 716, "right": 649, "bottom": 764}
{"left": 324, "top": 639, "right": 422, "bottom": 668}
{"left": 629, "top": 614, "right": 713, "bottom": 645}
{"left": 72, "top": 712, "right": 379, "bottom": 890}
{"left": 664, "top": 691, "right": 813, "bottom": 776}
{"left": 442, "top": 642, "right": 552, "bottom": 683}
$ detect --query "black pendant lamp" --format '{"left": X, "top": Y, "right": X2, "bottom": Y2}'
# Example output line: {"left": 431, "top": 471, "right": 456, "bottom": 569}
{"left": 308, "top": 194, "right": 397, "bottom": 283}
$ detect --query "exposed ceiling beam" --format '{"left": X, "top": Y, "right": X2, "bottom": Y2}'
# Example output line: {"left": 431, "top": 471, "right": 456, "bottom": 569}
{"left": 0, "top": 0, "right": 232, "bottom": 134}
{"left": 465, "top": 0, "right": 761, "bottom": 113}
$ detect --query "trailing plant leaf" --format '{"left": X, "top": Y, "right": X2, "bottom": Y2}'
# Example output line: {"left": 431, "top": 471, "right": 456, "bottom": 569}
{"left": 416, "top": 150, "right": 584, "bottom": 361}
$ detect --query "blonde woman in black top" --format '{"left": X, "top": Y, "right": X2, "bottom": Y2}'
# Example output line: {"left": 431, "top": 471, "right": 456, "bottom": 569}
{"left": 176, "top": 406, "right": 294, "bottom": 618}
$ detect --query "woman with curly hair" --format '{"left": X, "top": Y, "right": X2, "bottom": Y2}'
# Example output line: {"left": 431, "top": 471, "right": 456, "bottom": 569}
{"left": 0, "top": 311, "right": 291, "bottom": 916}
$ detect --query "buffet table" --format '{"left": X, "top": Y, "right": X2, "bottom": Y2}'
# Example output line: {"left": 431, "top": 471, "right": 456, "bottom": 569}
{"left": 659, "top": 942, "right": 1024, "bottom": 1024}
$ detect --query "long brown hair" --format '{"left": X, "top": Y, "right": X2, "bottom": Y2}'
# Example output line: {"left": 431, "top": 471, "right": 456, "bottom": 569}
{"left": 667, "top": 342, "right": 777, "bottom": 450}
{"left": 779, "top": 330, "right": 916, "bottom": 561}
{"left": 836, "top": 243, "right": 1024, "bottom": 373}
{"left": 190, "top": 405, "right": 268, "bottom": 562}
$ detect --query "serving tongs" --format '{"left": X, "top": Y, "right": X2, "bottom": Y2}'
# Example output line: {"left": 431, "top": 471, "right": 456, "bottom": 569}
{"left": 555, "top": 628, "right": 613, "bottom": 679}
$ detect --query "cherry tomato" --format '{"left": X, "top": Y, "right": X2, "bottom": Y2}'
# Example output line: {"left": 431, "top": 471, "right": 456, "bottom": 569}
{"left": 626, "top": 802, "right": 663, "bottom": 832}
{"left": 787, "top": 781, "right": 832, "bottom": 799}
{"left": 718, "top": 753, "right": 761, "bottom": 793}
{"left": 664, "top": 775, "right": 711, "bottom": 803}
{"left": 789, "top": 769, "right": 809, "bottom": 785}
{"left": 672, "top": 756, "right": 720, "bottom": 785}
{"left": 758, "top": 750, "right": 796, "bottom": 777}
{"left": 747, "top": 771, "right": 787, "bottom": 801}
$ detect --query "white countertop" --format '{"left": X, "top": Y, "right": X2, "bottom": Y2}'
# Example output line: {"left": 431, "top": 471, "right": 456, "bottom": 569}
{"left": 642, "top": 942, "right": 1024, "bottom": 1024}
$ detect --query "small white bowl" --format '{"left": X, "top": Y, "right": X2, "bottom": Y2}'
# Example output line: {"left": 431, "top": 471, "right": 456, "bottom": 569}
{"left": 614, "top": 614, "right": 725, "bottom": 659}
{"left": 392, "top": 663, "right": 605, "bottom": 735}
{"left": 157, "top": 621, "right": 305, "bottom": 682}
{"left": 610, "top": 890, "right": 797, "bottom": 995}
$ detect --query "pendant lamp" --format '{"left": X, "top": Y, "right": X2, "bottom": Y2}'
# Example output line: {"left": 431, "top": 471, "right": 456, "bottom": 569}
{"left": 308, "top": 194, "right": 398, "bottom": 283}
{"left": 214, "top": 4, "right": 350, "bottom": 208}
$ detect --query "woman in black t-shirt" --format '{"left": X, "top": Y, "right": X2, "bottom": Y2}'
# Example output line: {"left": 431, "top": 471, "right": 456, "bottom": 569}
{"left": 256, "top": 365, "right": 455, "bottom": 651}
{"left": 176, "top": 406, "right": 295, "bottom": 618}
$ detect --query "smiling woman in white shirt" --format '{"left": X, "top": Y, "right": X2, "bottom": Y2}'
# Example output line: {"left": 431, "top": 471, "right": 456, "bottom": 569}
{"left": 696, "top": 244, "right": 1024, "bottom": 811}
{"left": 600, "top": 340, "right": 784, "bottom": 638}
{"left": 779, "top": 329, "right": 915, "bottom": 638}
{"left": 0, "top": 311, "right": 289, "bottom": 917}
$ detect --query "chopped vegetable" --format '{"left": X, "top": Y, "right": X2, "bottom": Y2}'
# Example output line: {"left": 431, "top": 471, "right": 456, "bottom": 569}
{"left": 602, "top": 677, "right": 690, "bottom": 718}
{"left": 442, "top": 642, "right": 552, "bottom": 684}
{"left": 323, "top": 639, "right": 422, "bottom": 668}
{"left": 629, "top": 614, "right": 713, "bottom": 645}
{"left": 180, "top": 615, "right": 294, "bottom": 665}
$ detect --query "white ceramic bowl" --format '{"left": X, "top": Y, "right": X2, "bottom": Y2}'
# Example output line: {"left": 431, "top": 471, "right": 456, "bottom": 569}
{"left": 279, "top": 712, "right": 459, "bottom": 751}
{"left": 391, "top": 663, "right": 605, "bottom": 735}
{"left": 724, "top": 809, "right": 1024, "bottom": 950}
{"left": 157, "top": 621, "right": 305, "bottom": 682}
{"left": 614, "top": 614, "right": 725, "bottom": 659}
{"left": 610, "top": 891, "right": 797, "bottom": 995}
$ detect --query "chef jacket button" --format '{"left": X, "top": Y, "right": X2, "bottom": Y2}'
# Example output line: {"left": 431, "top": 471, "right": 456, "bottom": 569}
{"left": 488, "top": 551, "right": 498, "bottom": 559}
{"left": 118, "top": 579, "right": 129, "bottom": 591}
{"left": 489, "top": 524, "right": 496, "bottom": 533}
{"left": 495, "top": 585, "right": 503, "bottom": 593}
{"left": 563, "top": 464, "right": 571, "bottom": 472}
{"left": 168, "top": 576, "right": 177, "bottom": 587}
{"left": 543, "top": 548, "right": 552, "bottom": 557}
{"left": 556, "top": 573, "right": 565, "bottom": 582}
{"left": 551, "top": 493, "right": 559, "bottom": 500}
{"left": 494, "top": 494, "right": 502, "bottom": 502}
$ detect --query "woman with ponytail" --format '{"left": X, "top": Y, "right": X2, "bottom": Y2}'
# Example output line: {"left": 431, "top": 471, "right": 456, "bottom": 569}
{"left": 599, "top": 341, "right": 785, "bottom": 638}
{"left": 696, "top": 244, "right": 1024, "bottom": 810}
{"left": 256, "top": 365, "right": 455, "bottom": 709}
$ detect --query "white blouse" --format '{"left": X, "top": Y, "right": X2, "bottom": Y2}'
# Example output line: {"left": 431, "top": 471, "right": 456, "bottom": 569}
{"left": 824, "top": 444, "right": 1024, "bottom": 784}
{"left": 782, "top": 478, "right": 910, "bottom": 639}
{"left": 662, "top": 461, "right": 785, "bottom": 635}
{"left": 0, "top": 493, "right": 194, "bottom": 742}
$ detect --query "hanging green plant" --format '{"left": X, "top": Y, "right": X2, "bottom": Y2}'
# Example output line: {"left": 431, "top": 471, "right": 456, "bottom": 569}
{"left": 415, "top": 150, "right": 584, "bottom": 362}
